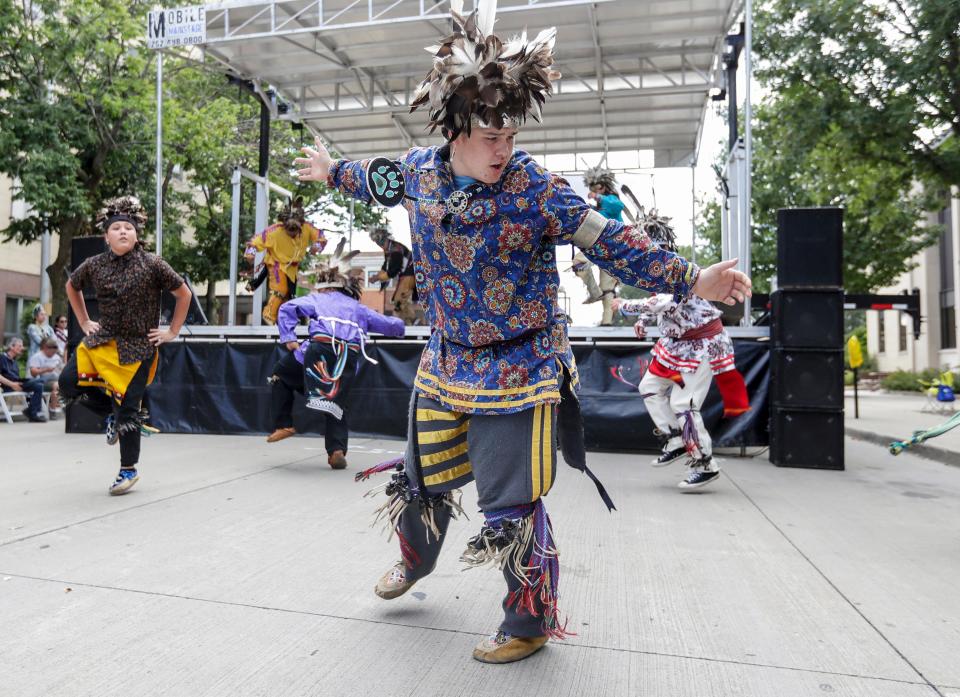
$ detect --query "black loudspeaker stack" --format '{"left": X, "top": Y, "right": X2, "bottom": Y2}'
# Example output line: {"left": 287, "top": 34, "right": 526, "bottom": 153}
{"left": 769, "top": 208, "right": 845, "bottom": 470}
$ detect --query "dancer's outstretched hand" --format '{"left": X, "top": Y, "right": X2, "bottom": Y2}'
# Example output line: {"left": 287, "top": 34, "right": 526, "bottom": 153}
{"left": 294, "top": 137, "right": 332, "bottom": 182}
{"left": 692, "top": 259, "right": 752, "bottom": 306}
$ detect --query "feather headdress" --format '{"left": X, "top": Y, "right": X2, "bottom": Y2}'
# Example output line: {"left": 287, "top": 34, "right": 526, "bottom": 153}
{"left": 582, "top": 165, "right": 618, "bottom": 192}
{"left": 96, "top": 195, "right": 147, "bottom": 232}
{"left": 315, "top": 237, "right": 363, "bottom": 299}
{"left": 368, "top": 226, "right": 393, "bottom": 247}
{"left": 280, "top": 196, "right": 306, "bottom": 225}
{"left": 410, "top": 0, "right": 561, "bottom": 140}
{"left": 637, "top": 208, "right": 677, "bottom": 252}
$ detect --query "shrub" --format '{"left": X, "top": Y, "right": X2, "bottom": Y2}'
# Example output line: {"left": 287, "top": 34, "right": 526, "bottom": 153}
{"left": 880, "top": 370, "right": 923, "bottom": 391}
{"left": 881, "top": 369, "right": 960, "bottom": 392}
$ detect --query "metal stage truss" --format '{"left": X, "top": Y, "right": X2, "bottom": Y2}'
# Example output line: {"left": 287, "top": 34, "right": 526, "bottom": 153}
{"left": 196, "top": 0, "right": 742, "bottom": 165}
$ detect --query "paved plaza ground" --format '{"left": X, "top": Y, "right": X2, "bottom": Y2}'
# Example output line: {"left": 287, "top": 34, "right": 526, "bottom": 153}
{"left": 1, "top": 399, "right": 958, "bottom": 696}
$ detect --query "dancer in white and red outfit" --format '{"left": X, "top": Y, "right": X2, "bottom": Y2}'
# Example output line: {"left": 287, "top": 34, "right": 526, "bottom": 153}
{"left": 616, "top": 212, "right": 750, "bottom": 491}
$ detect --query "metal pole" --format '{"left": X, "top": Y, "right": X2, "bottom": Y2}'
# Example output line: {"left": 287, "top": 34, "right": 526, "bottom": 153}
{"left": 228, "top": 168, "right": 241, "bottom": 326}
{"left": 348, "top": 199, "right": 355, "bottom": 251}
{"left": 40, "top": 217, "right": 51, "bottom": 305}
{"left": 690, "top": 164, "right": 696, "bottom": 264}
{"left": 155, "top": 52, "right": 163, "bottom": 257}
{"left": 743, "top": 0, "right": 753, "bottom": 325}
{"left": 853, "top": 367, "right": 859, "bottom": 419}
{"left": 252, "top": 96, "right": 272, "bottom": 326}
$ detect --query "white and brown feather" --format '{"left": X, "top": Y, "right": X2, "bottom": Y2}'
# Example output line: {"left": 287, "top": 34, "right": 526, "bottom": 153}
{"left": 411, "top": 0, "right": 560, "bottom": 139}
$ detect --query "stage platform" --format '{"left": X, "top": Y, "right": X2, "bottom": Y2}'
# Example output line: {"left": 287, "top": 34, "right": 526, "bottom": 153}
{"left": 67, "top": 325, "right": 771, "bottom": 451}
{"left": 174, "top": 324, "right": 771, "bottom": 343}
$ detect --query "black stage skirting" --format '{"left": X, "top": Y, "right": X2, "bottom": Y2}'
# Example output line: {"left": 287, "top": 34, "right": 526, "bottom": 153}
{"left": 67, "top": 340, "right": 769, "bottom": 452}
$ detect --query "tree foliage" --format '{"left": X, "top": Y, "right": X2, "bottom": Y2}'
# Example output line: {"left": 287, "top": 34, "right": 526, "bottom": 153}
{"left": 698, "top": 0, "right": 954, "bottom": 293}
{"left": 0, "top": 0, "right": 155, "bottom": 313}
{"left": 0, "top": 0, "right": 382, "bottom": 320}
{"left": 756, "top": 0, "right": 960, "bottom": 189}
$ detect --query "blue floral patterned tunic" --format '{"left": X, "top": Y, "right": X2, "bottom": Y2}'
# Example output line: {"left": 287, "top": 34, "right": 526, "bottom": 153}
{"left": 328, "top": 146, "right": 700, "bottom": 414}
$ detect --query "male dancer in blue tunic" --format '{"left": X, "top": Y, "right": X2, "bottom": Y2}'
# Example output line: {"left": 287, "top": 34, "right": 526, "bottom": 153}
{"left": 295, "top": 0, "right": 750, "bottom": 664}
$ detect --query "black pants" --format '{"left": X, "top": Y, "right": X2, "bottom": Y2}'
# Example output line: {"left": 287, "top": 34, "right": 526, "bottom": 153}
{"left": 59, "top": 351, "right": 154, "bottom": 467}
{"left": 270, "top": 343, "right": 357, "bottom": 455}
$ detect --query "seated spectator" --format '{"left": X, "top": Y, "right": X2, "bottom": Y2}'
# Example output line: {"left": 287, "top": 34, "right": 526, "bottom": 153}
{"left": 28, "top": 337, "right": 63, "bottom": 414}
{"left": 0, "top": 337, "right": 46, "bottom": 422}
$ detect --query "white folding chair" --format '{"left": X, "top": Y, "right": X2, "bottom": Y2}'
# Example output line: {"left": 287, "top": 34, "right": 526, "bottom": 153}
{"left": 0, "top": 391, "right": 28, "bottom": 424}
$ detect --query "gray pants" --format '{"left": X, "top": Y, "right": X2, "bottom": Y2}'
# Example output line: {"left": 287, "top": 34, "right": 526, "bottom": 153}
{"left": 398, "top": 394, "right": 557, "bottom": 637}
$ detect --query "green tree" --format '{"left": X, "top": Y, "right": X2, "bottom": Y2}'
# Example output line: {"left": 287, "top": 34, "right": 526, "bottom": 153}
{"left": 697, "top": 0, "right": 956, "bottom": 293}
{"left": 700, "top": 98, "right": 939, "bottom": 293}
{"left": 756, "top": 0, "right": 960, "bottom": 190}
{"left": 0, "top": 0, "right": 383, "bottom": 321}
{"left": 0, "top": 0, "right": 156, "bottom": 313}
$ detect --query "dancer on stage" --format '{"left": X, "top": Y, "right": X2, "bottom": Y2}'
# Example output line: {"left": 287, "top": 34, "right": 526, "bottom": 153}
{"left": 295, "top": 0, "right": 750, "bottom": 664}
{"left": 369, "top": 227, "right": 418, "bottom": 324}
{"left": 60, "top": 196, "right": 191, "bottom": 495}
{"left": 267, "top": 240, "right": 405, "bottom": 469}
{"left": 572, "top": 165, "right": 632, "bottom": 324}
{"left": 614, "top": 212, "right": 750, "bottom": 491}
{"left": 244, "top": 197, "right": 326, "bottom": 325}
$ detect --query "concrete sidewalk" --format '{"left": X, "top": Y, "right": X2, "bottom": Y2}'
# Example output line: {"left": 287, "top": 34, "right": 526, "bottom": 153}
{"left": 845, "top": 390, "right": 960, "bottom": 464}
{"left": 1, "top": 420, "right": 957, "bottom": 696}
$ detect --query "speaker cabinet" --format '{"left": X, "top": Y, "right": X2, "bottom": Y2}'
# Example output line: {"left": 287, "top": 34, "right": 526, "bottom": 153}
{"left": 777, "top": 208, "right": 843, "bottom": 289}
{"left": 772, "top": 290, "right": 844, "bottom": 348}
{"left": 161, "top": 275, "right": 209, "bottom": 326}
{"left": 71, "top": 235, "right": 107, "bottom": 269}
{"left": 770, "top": 348, "right": 844, "bottom": 409}
{"left": 67, "top": 299, "right": 98, "bottom": 345}
{"left": 770, "top": 407, "right": 844, "bottom": 469}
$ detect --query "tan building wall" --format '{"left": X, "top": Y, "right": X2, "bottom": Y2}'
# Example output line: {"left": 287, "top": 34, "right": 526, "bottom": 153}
{"left": 0, "top": 174, "right": 55, "bottom": 343}
{"left": 867, "top": 188, "right": 960, "bottom": 372}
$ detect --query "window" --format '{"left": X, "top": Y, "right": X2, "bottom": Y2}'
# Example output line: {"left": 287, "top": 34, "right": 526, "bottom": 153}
{"left": 899, "top": 315, "right": 908, "bottom": 352}
{"left": 942, "top": 306, "right": 957, "bottom": 350}
{"left": 3, "top": 296, "right": 28, "bottom": 344}
{"left": 939, "top": 202, "right": 956, "bottom": 350}
{"left": 877, "top": 311, "right": 885, "bottom": 354}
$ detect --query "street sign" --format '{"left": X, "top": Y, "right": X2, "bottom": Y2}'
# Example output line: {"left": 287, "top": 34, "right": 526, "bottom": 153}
{"left": 147, "top": 6, "right": 206, "bottom": 49}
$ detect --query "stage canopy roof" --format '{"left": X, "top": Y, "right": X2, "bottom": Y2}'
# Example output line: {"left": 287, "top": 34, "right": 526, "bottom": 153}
{"left": 195, "top": 0, "right": 741, "bottom": 166}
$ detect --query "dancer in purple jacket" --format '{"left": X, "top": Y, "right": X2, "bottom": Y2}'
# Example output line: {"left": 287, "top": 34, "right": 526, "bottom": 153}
{"left": 266, "top": 240, "right": 404, "bottom": 469}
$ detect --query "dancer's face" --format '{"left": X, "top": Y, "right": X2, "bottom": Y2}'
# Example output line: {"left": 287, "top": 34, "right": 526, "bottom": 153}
{"left": 283, "top": 218, "right": 301, "bottom": 236}
{"left": 104, "top": 220, "right": 138, "bottom": 256}
{"left": 451, "top": 127, "right": 518, "bottom": 185}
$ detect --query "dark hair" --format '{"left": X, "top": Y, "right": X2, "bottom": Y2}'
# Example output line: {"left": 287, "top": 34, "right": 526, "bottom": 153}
{"left": 55, "top": 315, "right": 67, "bottom": 324}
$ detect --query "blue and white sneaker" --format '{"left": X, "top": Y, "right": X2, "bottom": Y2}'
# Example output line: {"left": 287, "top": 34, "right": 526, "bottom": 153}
{"left": 652, "top": 447, "right": 687, "bottom": 467}
{"left": 678, "top": 457, "right": 720, "bottom": 491}
{"left": 104, "top": 415, "right": 119, "bottom": 446}
{"left": 109, "top": 468, "right": 139, "bottom": 496}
